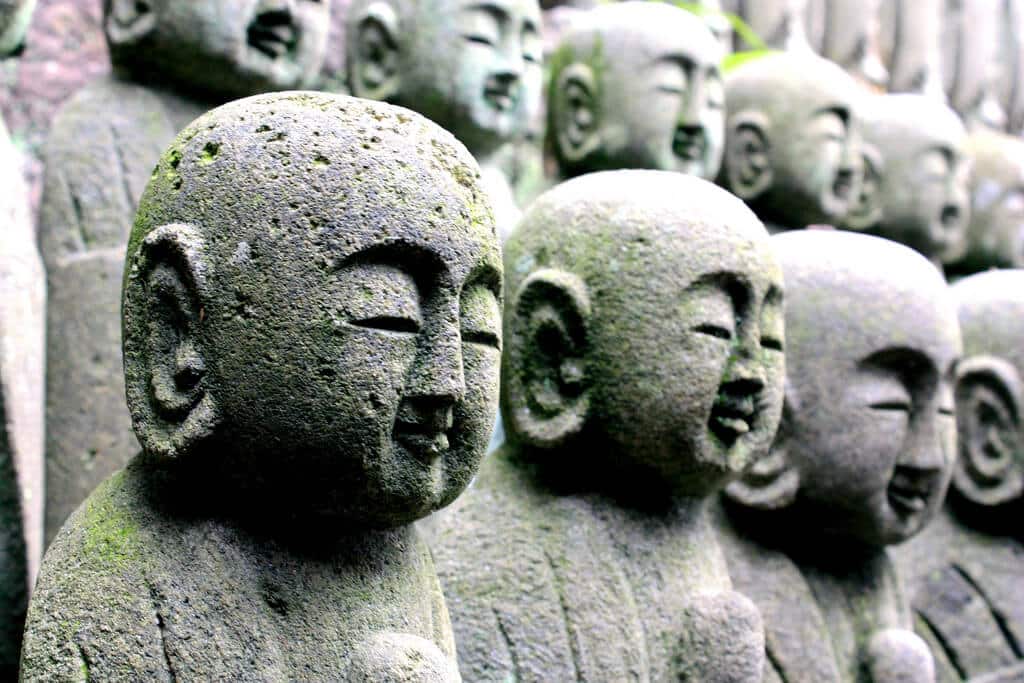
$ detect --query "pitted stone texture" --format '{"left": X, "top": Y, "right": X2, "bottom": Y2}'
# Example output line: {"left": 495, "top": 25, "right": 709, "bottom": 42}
{"left": 434, "top": 170, "right": 781, "bottom": 682}
{"left": 23, "top": 92, "right": 499, "bottom": 679}
{"left": 40, "top": 0, "right": 330, "bottom": 543}
{"left": 722, "top": 230, "right": 961, "bottom": 682}
{"left": 896, "top": 269, "right": 1024, "bottom": 682}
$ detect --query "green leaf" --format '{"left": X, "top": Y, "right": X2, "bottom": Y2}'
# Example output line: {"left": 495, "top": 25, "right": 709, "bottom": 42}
{"left": 723, "top": 49, "right": 779, "bottom": 74}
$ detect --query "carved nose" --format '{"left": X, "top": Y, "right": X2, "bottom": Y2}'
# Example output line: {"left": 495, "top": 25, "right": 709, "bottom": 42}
{"left": 405, "top": 322, "right": 466, "bottom": 405}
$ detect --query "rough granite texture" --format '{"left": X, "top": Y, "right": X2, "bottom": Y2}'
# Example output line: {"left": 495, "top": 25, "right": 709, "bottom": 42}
{"left": 842, "top": 93, "right": 970, "bottom": 268}
{"left": 23, "top": 91, "right": 499, "bottom": 680}
{"left": 721, "top": 230, "right": 962, "bottom": 683}
{"left": 896, "top": 270, "right": 1024, "bottom": 682}
{"left": 39, "top": 0, "right": 330, "bottom": 544}
{"left": 545, "top": 2, "right": 724, "bottom": 182}
{"left": 434, "top": 170, "right": 783, "bottom": 682}
{"left": 718, "top": 52, "right": 862, "bottom": 232}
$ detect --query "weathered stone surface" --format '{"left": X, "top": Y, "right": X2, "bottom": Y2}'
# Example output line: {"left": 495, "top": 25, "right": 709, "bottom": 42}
{"left": 433, "top": 170, "right": 782, "bottom": 682}
{"left": 997, "top": 0, "right": 1024, "bottom": 136}
{"left": 546, "top": 2, "right": 724, "bottom": 181}
{"left": 896, "top": 269, "right": 1024, "bottom": 682}
{"left": 718, "top": 51, "right": 861, "bottom": 231}
{"left": 812, "top": 0, "right": 888, "bottom": 89}
{"left": 345, "top": 0, "right": 541, "bottom": 238}
{"left": 941, "top": 0, "right": 1005, "bottom": 130}
{"left": 842, "top": 93, "right": 970, "bottom": 268}
{"left": 23, "top": 91, "right": 498, "bottom": 680}
{"left": 40, "top": 0, "right": 330, "bottom": 544}
{"left": 947, "top": 130, "right": 1024, "bottom": 275}
{"left": 878, "top": 0, "right": 944, "bottom": 98}
{"left": 722, "top": 230, "right": 961, "bottom": 682}
{"left": 720, "top": 0, "right": 812, "bottom": 52}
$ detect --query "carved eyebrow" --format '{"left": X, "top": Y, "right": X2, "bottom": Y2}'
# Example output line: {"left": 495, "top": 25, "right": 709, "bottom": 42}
{"left": 334, "top": 241, "right": 443, "bottom": 284}
{"left": 462, "top": 2, "right": 511, "bottom": 24}
{"left": 858, "top": 347, "right": 938, "bottom": 384}
{"left": 685, "top": 271, "right": 751, "bottom": 309}
{"left": 462, "top": 262, "right": 502, "bottom": 301}
{"left": 812, "top": 106, "right": 849, "bottom": 128}
{"left": 763, "top": 284, "right": 783, "bottom": 308}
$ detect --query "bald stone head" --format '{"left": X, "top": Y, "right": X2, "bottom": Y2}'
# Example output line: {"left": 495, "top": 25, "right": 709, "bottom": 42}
{"left": 0, "top": 0, "right": 34, "bottom": 56}
{"left": 719, "top": 52, "right": 861, "bottom": 229}
{"left": 502, "top": 170, "right": 784, "bottom": 497}
{"left": 727, "top": 231, "right": 961, "bottom": 549}
{"left": 122, "top": 92, "right": 501, "bottom": 527}
{"left": 547, "top": 1, "right": 725, "bottom": 179}
{"left": 345, "top": 0, "right": 542, "bottom": 160}
{"left": 947, "top": 130, "right": 1024, "bottom": 274}
{"left": 949, "top": 270, "right": 1024, "bottom": 521}
{"left": 103, "top": 0, "right": 329, "bottom": 101}
{"left": 844, "top": 94, "right": 970, "bottom": 266}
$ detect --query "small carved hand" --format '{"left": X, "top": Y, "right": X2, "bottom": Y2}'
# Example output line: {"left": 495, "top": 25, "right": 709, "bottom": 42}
{"left": 864, "top": 628, "right": 935, "bottom": 683}
{"left": 674, "top": 590, "right": 765, "bottom": 683}
{"left": 346, "top": 632, "right": 460, "bottom": 683}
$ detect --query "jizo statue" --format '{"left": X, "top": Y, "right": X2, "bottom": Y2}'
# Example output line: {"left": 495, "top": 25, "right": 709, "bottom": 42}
{"left": 0, "top": 1, "right": 39, "bottom": 675}
{"left": 947, "top": 130, "right": 1024, "bottom": 275}
{"left": 546, "top": 2, "right": 725, "bottom": 181}
{"left": 719, "top": 0, "right": 813, "bottom": 52}
{"left": 812, "top": 0, "right": 888, "bottom": 90}
{"left": 842, "top": 93, "right": 971, "bottom": 268}
{"left": 718, "top": 52, "right": 861, "bottom": 231}
{"left": 721, "top": 230, "right": 962, "bottom": 683}
{"left": 877, "top": 0, "right": 945, "bottom": 98}
{"left": 21, "top": 92, "right": 500, "bottom": 680}
{"left": 941, "top": 0, "right": 1006, "bottom": 130}
{"left": 896, "top": 269, "right": 1024, "bottom": 682}
{"left": 432, "top": 170, "right": 783, "bottom": 682}
{"left": 39, "top": 0, "right": 329, "bottom": 544}
{"left": 345, "top": 0, "right": 542, "bottom": 237}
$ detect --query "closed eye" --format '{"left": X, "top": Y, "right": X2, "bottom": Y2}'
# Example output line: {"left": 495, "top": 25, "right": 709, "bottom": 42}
{"left": 761, "top": 336, "right": 783, "bottom": 351}
{"left": 351, "top": 316, "right": 420, "bottom": 334}
{"left": 463, "top": 330, "right": 500, "bottom": 349}
{"left": 695, "top": 323, "right": 732, "bottom": 340}
{"left": 938, "top": 406, "right": 955, "bottom": 416}
{"left": 464, "top": 34, "right": 494, "bottom": 46}
{"left": 870, "top": 401, "right": 911, "bottom": 412}
{"left": 657, "top": 85, "right": 685, "bottom": 95}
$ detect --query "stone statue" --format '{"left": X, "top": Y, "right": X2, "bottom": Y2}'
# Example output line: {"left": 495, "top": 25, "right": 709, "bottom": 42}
{"left": 22, "top": 91, "right": 499, "bottom": 680}
{"left": 39, "top": 0, "right": 329, "bottom": 544}
{"left": 946, "top": 129, "right": 1024, "bottom": 275}
{"left": 345, "top": 0, "right": 542, "bottom": 237}
{"left": 941, "top": 0, "right": 1006, "bottom": 130}
{"left": 896, "top": 269, "right": 1024, "bottom": 682}
{"left": 998, "top": 0, "right": 1024, "bottom": 136}
{"left": 721, "top": 229, "right": 962, "bottom": 683}
{"left": 878, "top": 0, "right": 945, "bottom": 98}
{"left": 432, "top": 170, "right": 782, "bottom": 682}
{"left": 812, "top": 0, "right": 888, "bottom": 90}
{"left": 718, "top": 52, "right": 861, "bottom": 232}
{"left": 0, "top": 0, "right": 38, "bottom": 675}
{"left": 546, "top": 2, "right": 725, "bottom": 182}
{"left": 842, "top": 93, "right": 970, "bottom": 268}
{"left": 720, "top": 0, "right": 813, "bottom": 52}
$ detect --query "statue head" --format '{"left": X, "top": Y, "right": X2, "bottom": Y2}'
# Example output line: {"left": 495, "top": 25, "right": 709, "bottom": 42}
{"left": 345, "top": 0, "right": 543, "bottom": 160}
{"left": 720, "top": 52, "right": 861, "bottom": 228}
{"left": 546, "top": 2, "right": 725, "bottom": 180}
{"left": 843, "top": 94, "right": 970, "bottom": 265}
{"left": 121, "top": 92, "right": 501, "bottom": 527}
{"left": 726, "top": 231, "right": 961, "bottom": 549}
{"left": 947, "top": 129, "right": 1024, "bottom": 273}
{"left": 102, "top": 0, "right": 330, "bottom": 101}
{"left": 0, "top": 0, "right": 35, "bottom": 56}
{"left": 948, "top": 270, "right": 1024, "bottom": 521}
{"left": 502, "top": 170, "right": 785, "bottom": 498}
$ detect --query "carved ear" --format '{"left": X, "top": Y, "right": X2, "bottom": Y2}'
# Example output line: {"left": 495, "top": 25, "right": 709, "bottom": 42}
{"left": 104, "top": 0, "right": 157, "bottom": 47}
{"left": 347, "top": 2, "right": 400, "bottom": 101}
{"left": 122, "top": 224, "right": 220, "bottom": 459}
{"left": 723, "top": 111, "right": 772, "bottom": 201}
{"left": 723, "top": 390, "right": 800, "bottom": 509}
{"left": 953, "top": 355, "right": 1024, "bottom": 506}
{"left": 551, "top": 63, "right": 602, "bottom": 166}
{"left": 843, "top": 145, "right": 884, "bottom": 231}
{"left": 502, "top": 268, "right": 590, "bottom": 449}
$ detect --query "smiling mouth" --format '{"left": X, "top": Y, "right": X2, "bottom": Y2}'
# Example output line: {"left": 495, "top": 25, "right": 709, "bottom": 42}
{"left": 940, "top": 205, "right": 962, "bottom": 230}
{"left": 247, "top": 22, "right": 297, "bottom": 60}
{"left": 395, "top": 427, "right": 450, "bottom": 465}
{"left": 483, "top": 85, "right": 517, "bottom": 113}
{"left": 709, "top": 394, "right": 756, "bottom": 446}
{"left": 832, "top": 169, "right": 854, "bottom": 201}
{"left": 887, "top": 469, "right": 937, "bottom": 520}
{"left": 672, "top": 127, "right": 706, "bottom": 163}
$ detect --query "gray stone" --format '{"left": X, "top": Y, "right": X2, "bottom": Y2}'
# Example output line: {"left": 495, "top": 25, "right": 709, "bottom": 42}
{"left": 941, "top": 0, "right": 1006, "bottom": 130}
{"left": 22, "top": 91, "right": 499, "bottom": 680}
{"left": 718, "top": 51, "right": 861, "bottom": 231}
{"left": 545, "top": 2, "right": 724, "bottom": 182}
{"left": 878, "top": 0, "right": 945, "bottom": 98}
{"left": 40, "top": 0, "right": 330, "bottom": 544}
{"left": 842, "top": 93, "right": 970, "bottom": 268}
{"left": 433, "top": 170, "right": 782, "bottom": 682}
{"left": 345, "top": 0, "right": 542, "bottom": 238}
{"left": 896, "top": 269, "right": 1024, "bottom": 682}
{"left": 0, "top": 0, "right": 34, "bottom": 55}
{"left": 813, "top": 0, "right": 888, "bottom": 89}
{"left": 722, "top": 229, "right": 962, "bottom": 682}
{"left": 720, "top": 0, "right": 812, "bottom": 52}
{"left": 947, "top": 129, "right": 1024, "bottom": 275}
{"left": 997, "top": 0, "right": 1024, "bottom": 136}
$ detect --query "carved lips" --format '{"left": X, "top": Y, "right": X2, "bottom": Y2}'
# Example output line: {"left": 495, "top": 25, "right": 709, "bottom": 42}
{"left": 483, "top": 76, "right": 518, "bottom": 113}
{"left": 248, "top": 13, "right": 299, "bottom": 60}
{"left": 672, "top": 125, "right": 707, "bottom": 163}
{"left": 887, "top": 466, "right": 939, "bottom": 522}
{"left": 394, "top": 404, "right": 455, "bottom": 465}
{"left": 709, "top": 390, "right": 757, "bottom": 446}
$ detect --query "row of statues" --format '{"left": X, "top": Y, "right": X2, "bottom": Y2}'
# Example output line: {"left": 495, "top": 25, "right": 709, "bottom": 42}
{"left": 1, "top": 0, "right": 1023, "bottom": 679}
